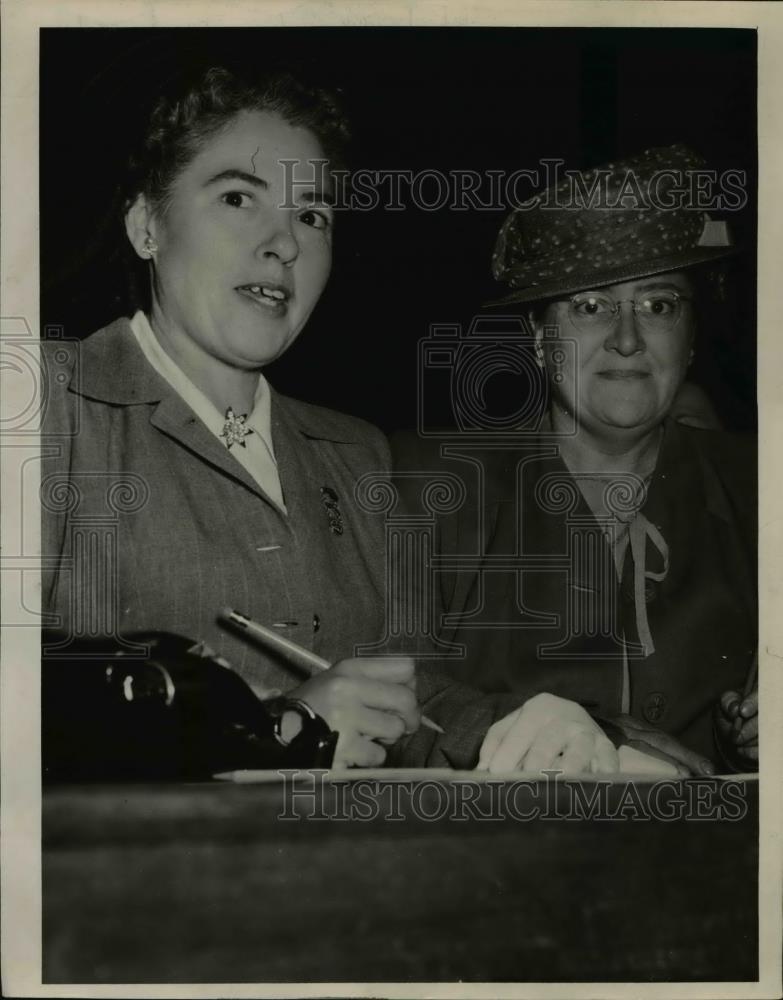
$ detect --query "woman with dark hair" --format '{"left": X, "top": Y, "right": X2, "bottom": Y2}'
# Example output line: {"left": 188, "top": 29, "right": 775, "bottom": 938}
{"left": 395, "top": 145, "right": 757, "bottom": 775}
{"left": 41, "top": 65, "right": 421, "bottom": 770}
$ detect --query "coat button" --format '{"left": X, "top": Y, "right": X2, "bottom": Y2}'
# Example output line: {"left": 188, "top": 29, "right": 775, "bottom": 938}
{"left": 312, "top": 614, "right": 321, "bottom": 632}
{"left": 642, "top": 691, "right": 668, "bottom": 723}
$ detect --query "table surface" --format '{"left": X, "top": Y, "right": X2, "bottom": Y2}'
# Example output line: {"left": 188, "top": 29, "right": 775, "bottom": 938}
{"left": 43, "top": 771, "right": 758, "bottom": 984}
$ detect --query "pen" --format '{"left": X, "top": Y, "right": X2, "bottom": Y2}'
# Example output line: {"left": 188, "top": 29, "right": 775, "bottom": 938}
{"left": 732, "top": 649, "right": 758, "bottom": 736}
{"left": 743, "top": 649, "right": 758, "bottom": 699}
{"left": 221, "top": 608, "right": 445, "bottom": 735}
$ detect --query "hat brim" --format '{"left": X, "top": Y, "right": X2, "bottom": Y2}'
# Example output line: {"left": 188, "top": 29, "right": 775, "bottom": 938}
{"left": 484, "top": 244, "right": 740, "bottom": 309}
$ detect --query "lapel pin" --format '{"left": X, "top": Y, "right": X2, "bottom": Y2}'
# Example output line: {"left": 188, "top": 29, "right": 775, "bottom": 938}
{"left": 320, "top": 486, "right": 344, "bottom": 535}
{"left": 220, "top": 407, "right": 253, "bottom": 449}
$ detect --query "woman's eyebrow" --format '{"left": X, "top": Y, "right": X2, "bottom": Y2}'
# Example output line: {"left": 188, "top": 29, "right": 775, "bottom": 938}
{"left": 297, "top": 187, "right": 335, "bottom": 207}
{"left": 632, "top": 280, "right": 685, "bottom": 292}
{"left": 204, "top": 168, "right": 269, "bottom": 189}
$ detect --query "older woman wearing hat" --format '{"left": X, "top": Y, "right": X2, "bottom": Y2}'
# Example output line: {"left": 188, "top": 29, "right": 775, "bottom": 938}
{"left": 396, "top": 145, "right": 757, "bottom": 775}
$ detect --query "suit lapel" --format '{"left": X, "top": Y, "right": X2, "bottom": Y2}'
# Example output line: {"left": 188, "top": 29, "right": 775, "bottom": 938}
{"left": 148, "top": 392, "right": 275, "bottom": 503}
{"left": 71, "top": 317, "right": 286, "bottom": 509}
{"left": 441, "top": 489, "right": 507, "bottom": 636}
{"left": 269, "top": 396, "right": 313, "bottom": 527}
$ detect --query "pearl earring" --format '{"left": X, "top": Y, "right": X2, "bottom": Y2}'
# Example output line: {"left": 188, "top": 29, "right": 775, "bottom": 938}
{"left": 142, "top": 235, "right": 158, "bottom": 257}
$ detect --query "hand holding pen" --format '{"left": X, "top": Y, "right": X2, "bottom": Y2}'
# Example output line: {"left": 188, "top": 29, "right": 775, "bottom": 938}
{"left": 715, "top": 651, "right": 759, "bottom": 767}
{"left": 222, "top": 609, "right": 443, "bottom": 769}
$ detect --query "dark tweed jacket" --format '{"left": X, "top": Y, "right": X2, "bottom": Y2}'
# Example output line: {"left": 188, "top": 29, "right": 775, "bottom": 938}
{"left": 391, "top": 420, "right": 757, "bottom": 768}
{"left": 41, "top": 319, "right": 391, "bottom": 694}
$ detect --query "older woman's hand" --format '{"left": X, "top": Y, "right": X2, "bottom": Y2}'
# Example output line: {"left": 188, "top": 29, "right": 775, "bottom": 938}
{"left": 291, "top": 657, "right": 420, "bottom": 768}
{"left": 476, "top": 693, "right": 619, "bottom": 775}
{"left": 715, "top": 688, "right": 758, "bottom": 767}
{"left": 602, "top": 714, "right": 716, "bottom": 776}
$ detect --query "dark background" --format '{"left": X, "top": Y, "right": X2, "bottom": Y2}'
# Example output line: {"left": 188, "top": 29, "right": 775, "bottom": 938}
{"left": 40, "top": 27, "right": 757, "bottom": 431}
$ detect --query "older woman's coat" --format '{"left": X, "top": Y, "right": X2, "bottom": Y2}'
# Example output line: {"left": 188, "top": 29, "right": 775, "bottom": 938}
{"left": 391, "top": 421, "right": 757, "bottom": 767}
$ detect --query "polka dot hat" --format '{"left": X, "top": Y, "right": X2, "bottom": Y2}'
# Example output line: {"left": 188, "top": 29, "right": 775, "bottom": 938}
{"left": 488, "top": 144, "right": 739, "bottom": 307}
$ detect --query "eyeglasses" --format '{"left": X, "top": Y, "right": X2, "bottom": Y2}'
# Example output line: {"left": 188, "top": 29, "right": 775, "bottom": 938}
{"left": 567, "top": 289, "right": 693, "bottom": 334}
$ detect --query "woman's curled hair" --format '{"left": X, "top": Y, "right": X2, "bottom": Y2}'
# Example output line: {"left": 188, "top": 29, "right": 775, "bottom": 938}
{"left": 124, "top": 65, "right": 351, "bottom": 215}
